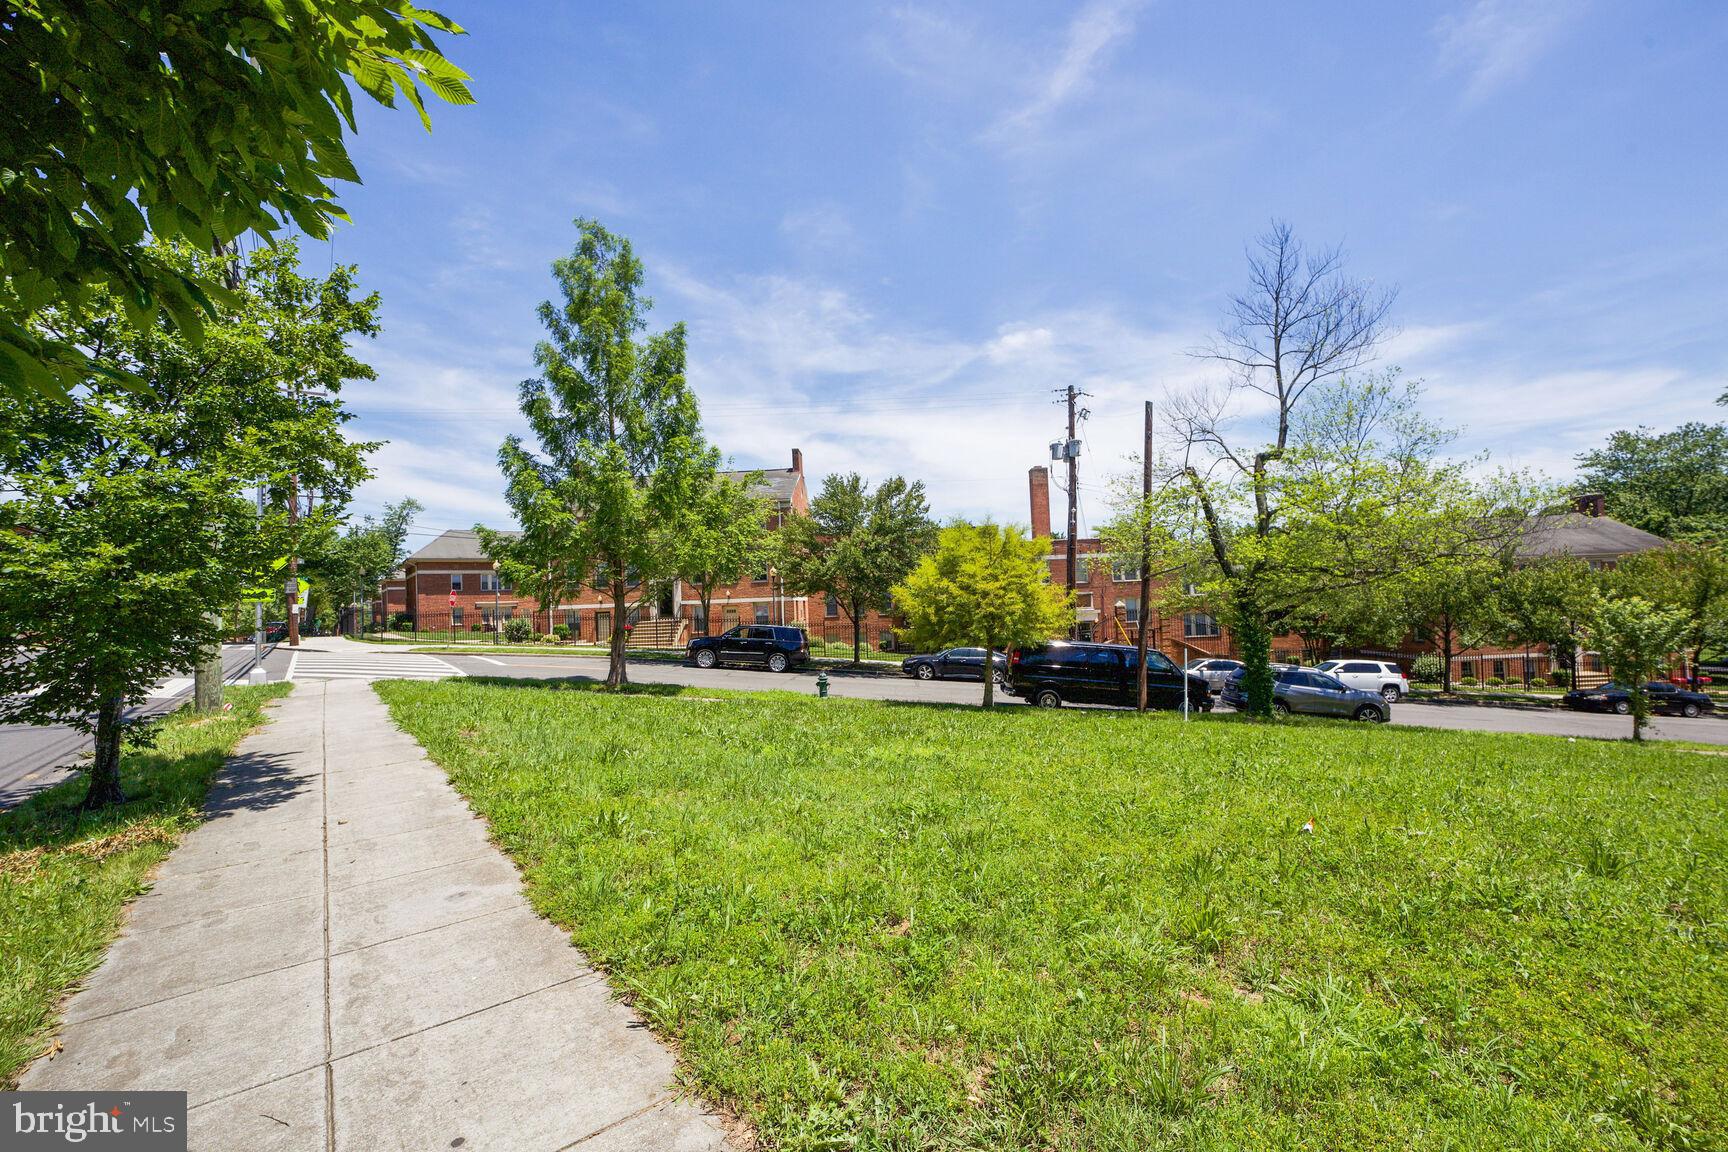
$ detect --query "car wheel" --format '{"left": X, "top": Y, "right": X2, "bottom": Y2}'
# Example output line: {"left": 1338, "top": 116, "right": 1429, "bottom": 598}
{"left": 1272, "top": 700, "right": 1290, "bottom": 716}
{"left": 1354, "top": 704, "right": 1384, "bottom": 723}
{"left": 1034, "top": 689, "right": 1062, "bottom": 708}
{"left": 1683, "top": 702, "right": 1701, "bottom": 718}
{"left": 694, "top": 649, "right": 717, "bottom": 669}
{"left": 916, "top": 664, "right": 935, "bottom": 680}
{"left": 1380, "top": 685, "right": 1402, "bottom": 703}
{"left": 767, "top": 652, "right": 789, "bottom": 673}
{"left": 1613, "top": 700, "right": 1630, "bottom": 715}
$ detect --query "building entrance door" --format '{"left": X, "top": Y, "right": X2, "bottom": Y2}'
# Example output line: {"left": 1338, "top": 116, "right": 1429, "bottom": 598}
{"left": 596, "top": 611, "right": 612, "bottom": 643}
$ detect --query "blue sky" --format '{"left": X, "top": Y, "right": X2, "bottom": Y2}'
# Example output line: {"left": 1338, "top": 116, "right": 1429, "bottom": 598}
{"left": 320, "top": 0, "right": 1728, "bottom": 542}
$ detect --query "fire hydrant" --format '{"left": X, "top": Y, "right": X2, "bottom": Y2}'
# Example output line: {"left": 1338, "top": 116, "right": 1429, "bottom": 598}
{"left": 816, "top": 671, "right": 829, "bottom": 699}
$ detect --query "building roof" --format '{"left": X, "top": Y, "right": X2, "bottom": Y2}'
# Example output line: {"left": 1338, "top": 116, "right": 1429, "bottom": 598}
{"left": 722, "top": 467, "right": 801, "bottom": 506}
{"left": 403, "top": 529, "right": 518, "bottom": 565}
{"left": 1515, "top": 512, "right": 1667, "bottom": 561}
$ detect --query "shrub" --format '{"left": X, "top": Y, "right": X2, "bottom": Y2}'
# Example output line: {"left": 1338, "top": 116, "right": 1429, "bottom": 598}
{"left": 503, "top": 617, "right": 533, "bottom": 644}
{"left": 1486, "top": 676, "right": 1506, "bottom": 687}
{"left": 1550, "top": 669, "right": 1571, "bottom": 688}
{"left": 553, "top": 624, "right": 570, "bottom": 641}
{"left": 470, "top": 622, "right": 482, "bottom": 632}
{"left": 390, "top": 612, "right": 414, "bottom": 631}
{"left": 1410, "top": 653, "right": 1444, "bottom": 684}
{"left": 1458, "top": 676, "right": 1478, "bottom": 687}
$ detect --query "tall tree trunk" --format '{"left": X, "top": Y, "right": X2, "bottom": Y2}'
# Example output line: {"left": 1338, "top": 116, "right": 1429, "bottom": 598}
{"left": 1230, "top": 585, "right": 1274, "bottom": 718}
{"left": 699, "top": 588, "right": 713, "bottom": 636}
{"left": 1441, "top": 630, "right": 1455, "bottom": 694}
{"left": 608, "top": 579, "right": 629, "bottom": 687}
{"left": 981, "top": 641, "right": 995, "bottom": 709}
{"left": 851, "top": 601, "right": 862, "bottom": 666}
{"left": 83, "top": 691, "right": 126, "bottom": 809}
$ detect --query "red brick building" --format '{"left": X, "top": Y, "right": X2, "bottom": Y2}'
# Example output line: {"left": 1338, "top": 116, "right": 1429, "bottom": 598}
{"left": 392, "top": 449, "right": 906, "bottom": 650}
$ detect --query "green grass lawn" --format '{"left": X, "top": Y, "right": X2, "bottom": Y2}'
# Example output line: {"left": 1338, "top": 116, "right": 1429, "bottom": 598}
{"left": 377, "top": 679, "right": 1728, "bottom": 1151}
{"left": 0, "top": 684, "right": 291, "bottom": 1087}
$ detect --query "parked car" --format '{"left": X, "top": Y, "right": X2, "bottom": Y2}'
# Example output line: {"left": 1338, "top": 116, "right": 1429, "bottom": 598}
{"left": 1315, "top": 659, "right": 1411, "bottom": 703}
{"left": 902, "top": 648, "right": 1007, "bottom": 682}
{"left": 1220, "top": 665, "right": 1391, "bottom": 722}
{"left": 1005, "top": 641, "right": 1211, "bottom": 711}
{"left": 1563, "top": 681, "right": 1714, "bottom": 718}
{"left": 1184, "top": 657, "right": 1245, "bottom": 694}
{"left": 687, "top": 625, "right": 809, "bottom": 672}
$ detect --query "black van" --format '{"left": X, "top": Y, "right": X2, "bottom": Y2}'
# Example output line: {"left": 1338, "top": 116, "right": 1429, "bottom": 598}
{"left": 1006, "top": 641, "right": 1212, "bottom": 711}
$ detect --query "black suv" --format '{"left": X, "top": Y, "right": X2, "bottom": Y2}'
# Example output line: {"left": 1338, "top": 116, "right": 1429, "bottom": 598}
{"left": 1006, "top": 641, "right": 1211, "bottom": 711}
{"left": 687, "top": 625, "right": 809, "bottom": 673}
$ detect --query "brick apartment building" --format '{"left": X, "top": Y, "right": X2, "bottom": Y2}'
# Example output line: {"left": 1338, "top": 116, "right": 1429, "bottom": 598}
{"left": 1026, "top": 463, "right": 1669, "bottom": 681}
{"left": 1025, "top": 465, "right": 1285, "bottom": 665}
{"left": 386, "top": 449, "right": 905, "bottom": 650}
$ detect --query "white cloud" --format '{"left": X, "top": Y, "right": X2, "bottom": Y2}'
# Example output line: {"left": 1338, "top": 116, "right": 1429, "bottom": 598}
{"left": 1433, "top": 0, "right": 1584, "bottom": 103}
{"left": 989, "top": 0, "right": 1145, "bottom": 143}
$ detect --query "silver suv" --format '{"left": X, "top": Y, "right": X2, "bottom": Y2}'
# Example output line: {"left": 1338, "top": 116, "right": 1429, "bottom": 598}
{"left": 1184, "top": 657, "right": 1244, "bottom": 694}
{"left": 1315, "top": 659, "right": 1410, "bottom": 703}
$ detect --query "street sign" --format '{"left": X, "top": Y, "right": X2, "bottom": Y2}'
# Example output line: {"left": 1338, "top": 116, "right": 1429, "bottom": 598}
{"left": 448, "top": 593, "right": 457, "bottom": 607}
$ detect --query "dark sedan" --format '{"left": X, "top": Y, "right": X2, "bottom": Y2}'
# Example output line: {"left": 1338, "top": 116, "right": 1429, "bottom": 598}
{"left": 1564, "top": 681, "right": 1714, "bottom": 718}
{"left": 902, "top": 647, "right": 1007, "bottom": 682}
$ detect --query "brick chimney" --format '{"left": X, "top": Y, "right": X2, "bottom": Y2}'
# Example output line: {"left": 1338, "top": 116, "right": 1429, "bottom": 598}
{"left": 1573, "top": 492, "right": 1605, "bottom": 518}
{"left": 791, "top": 447, "right": 803, "bottom": 474}
{"left": 1029, "top": 466, "right": 1051, "bottom": 539}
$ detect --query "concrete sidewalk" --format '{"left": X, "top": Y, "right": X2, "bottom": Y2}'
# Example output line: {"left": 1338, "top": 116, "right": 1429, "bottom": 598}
{"left": 23, "top": 679, "right": 734, "bottom": 1152}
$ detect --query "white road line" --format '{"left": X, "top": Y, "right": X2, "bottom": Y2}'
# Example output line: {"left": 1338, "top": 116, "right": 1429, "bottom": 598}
{"left": 286, "top": 651, "right": 300, "bottom": 683}
{"left": 470, "top": 656, "right": 507, "bottom": 666}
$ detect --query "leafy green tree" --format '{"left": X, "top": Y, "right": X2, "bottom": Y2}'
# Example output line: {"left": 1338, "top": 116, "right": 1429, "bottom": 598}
{"left": 1172, "top": 270, "right": 1531, "bottom": 717}
{"left": 893, "top": 523, "right": 1073, "bottom": 707}
{"left": 1, "top": 1, "right": 471, "bottom": 399}
{"left": 0, "top": 243, "right": 375, "bottom": 807}
{"left": 313, "top": 497, "right": 423, "bottom": 629}
{"left": 1398, "top": 553, "right": 1505, "bottom": 694}
{"left": 779, "top": 473, "right": 936, "bottom": 664}
{"left": 1498, "top": 557, "right": 1602, "bottom": 684}
{"left": 678, "top": 471, "right": 772, "bottom": 636}
{"left": 1611, "top": 544, "right": 1728, "bottom": 673}
{"left": 1592, "top": 597, "right": 1688, "bottom": 741}
{"left": 1575, "top": 423, "right": 1728, "bottom": 542}
{"left": 489, "top": 220, "right": 713, "bottom": 687}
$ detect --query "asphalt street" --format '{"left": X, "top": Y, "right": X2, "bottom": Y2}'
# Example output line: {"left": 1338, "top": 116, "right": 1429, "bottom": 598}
{"left": 3, "top": 645, "right": 1722, "bottom": 809}
{"left": 431, "top": 652, "right": 1728, "bottom": 744}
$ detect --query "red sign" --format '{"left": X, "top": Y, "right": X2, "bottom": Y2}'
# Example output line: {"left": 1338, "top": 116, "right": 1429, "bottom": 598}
{"left": 448, "top": 593, "right": 457, "bottom": 607}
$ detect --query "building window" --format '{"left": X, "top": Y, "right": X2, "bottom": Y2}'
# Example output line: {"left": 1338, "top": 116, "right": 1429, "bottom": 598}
{"left": 450, "top": 606, "right": 463, "bottom": 626}
{"left": 481, "top": 572, "right": 507, "bottom": 593}
{"left": 753, "top": 605, "right": 770, "bottom": 624}
{"left": 1492, "top": 659, "right": 1506, "bottom": 680}
{"left": 1183, "top": 612, "right": 1220, "bottom": 638}
{"left": 1460, "top": 661, "right": 1476, "bottom": 679}
{"left": 450, "top": 573, "right": 463, "bottom": 592}
{"left": 1121, "top": 598, "right": 1140, "bottom": 623}
{"left": 1075, "top": 592, "right": 1093, "bottom": 609}
{"left": 1111, "top": 560, "right": 1140, "bottom": 583}
{"left": 752, "top": 568, "right": 770, "bottom": 584}
{"left": 825, "top": 594, "right": 840, "bottom": 618}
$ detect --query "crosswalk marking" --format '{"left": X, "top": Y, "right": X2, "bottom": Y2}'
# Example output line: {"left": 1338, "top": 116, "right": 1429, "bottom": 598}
{"left": 285, "top": 650, "right": 459, "bottom": 683}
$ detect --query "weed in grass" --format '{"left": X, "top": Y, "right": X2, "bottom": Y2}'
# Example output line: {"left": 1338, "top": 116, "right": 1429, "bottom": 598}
{"left": 1579, "top": 835, "right": 1630, "bottom": 880}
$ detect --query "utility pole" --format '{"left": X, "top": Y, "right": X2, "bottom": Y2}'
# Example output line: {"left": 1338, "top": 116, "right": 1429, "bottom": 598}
{"left": 1136, "top": 401, "right": 1153, "bottom": 712}
{"left": 1051, "top": 384, "right": 1088, "bottom": 638}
